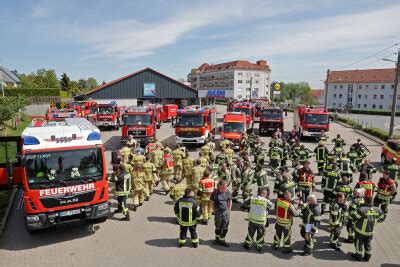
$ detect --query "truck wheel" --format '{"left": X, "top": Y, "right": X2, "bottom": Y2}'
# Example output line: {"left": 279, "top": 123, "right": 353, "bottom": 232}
{"left": 381, "top": 154, "right": 387, "bottom": 165}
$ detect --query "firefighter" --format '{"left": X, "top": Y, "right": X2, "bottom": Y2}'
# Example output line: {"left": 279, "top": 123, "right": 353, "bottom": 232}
{"left": 243, "top": 187, "right": 274, "bottom": 252}
{"left": 145, "top": 138, "right": 156, "bottom": 156}
{"left": 329, "top": 192, "right": 347, "bottom": 250}
{"left": 215, "top": 150, "right": 230, "bottom": 166}
{"left": 254, "top": 164, "right": 270, "bottom": 195}
{"left": 111, "top": 164, "right": 131, "bottom": 221}
{"left": 121, "top": 143, "right": 133, "bottom": 163}
{"left": 350, "top": 195, "right": 385, "bottom": 262}
{"left": 131, "top": 164, "right": 145, "bottom": 211}
{"left": 241, "top": 161, "right": 255, "bottom": 209}
{"left": 206, "top": 137, "right": 216, "bottom": 156}
{"left": 231, "top": 158, "right": 244, "bottom": 203}
{"left": 322, "top": 162, "right": 341, "bottom": 214}
{"left": 269, "top": 132, "right": 281, "bottom": 148}
{"left": 254, "top": 141, "right": 266, "bottom": 167}
{"left": 164, "top": 143, "right": 172, "bottom": 154}
{"left": 295, "top": 145, "right": 314, "bottom": 166}
{"left": 131, "top": 148, "right": 146, "bottom": 168}
{"left": 143, "top": 156, "right": 156, "bottom": 200}
{"left": 273, "top": 190, "right": 301, "bottom": 253}
{"left": 239, "top": 133, "right": 249, "bottom": 153}
{"left": 150, "top": 143, "right": 164, "bottom": 184}
{"left": 277, "top": 172, "right": 296, "bottom": 200}
{"left": 355, "top": 173, "right": 376, "bottom": 198}
{"left": 314, "top": 140, "right": 329, "bottom": 175}
{"left": 179, "top": 145, "right": 188, "bottom": 158}
{"left": 334, "top": 175, "right": 353, "bottom": 201}
{"left": 182, "top": 153, "right": 195, "bottom": 184}
{"left": 338, "top": 153, "right": 354, "bottom": 183}
{"left": 170, "top": 178, "right": 187, "bottom": 203}
{"left": 247, "top": 129, "right": 258, "bottom": 155}
{"left": 154, "top": 138, "right": 164, "bottom": 150}
{"left": 198, "top": 151, "right": 209, "bottom": 168}
{"left": 332, "top": 134, "right": 346, "bottom": 155}
{"left": 172, "top": 144, "right": 185, "bottom": 182}
{"left": 191, "top": 160, "right": 205, "bottom": 192}
{"left": 291, "top": 155, "right": 302, "bottom": 181}
{"left": 374, "top": 170, "right": 397, "bottom": 221}
{"left": 318, "top": 129, "right": 328, "bottom": 142}
{"left": 269, "top": 143, "right": 283, "bottom": 175}
{"left": 211, "top": 180, "right": 232, "bottom": 247}
{"left": 224, "top": 146, "right": 235, "bottom": 166}
{"left": 296, "top": 161, "right": 314, "bottom": 203}
{"left": 347, "top": 147, "right": 359, "bottom": 167}
{"left": 281, "top": 140, "right": 290, "bottom": 168}
{"left": 220, "top": 138, "right": 233, "bottom": 151}
{"left": 175, "top": 188, "right": 202, "bottom": 247}
{"left": 300, "top": 194, "right": 321, "bottom": 256}
{"left": 161, "top": 149, "right": 174, "bottom": 193}
{"left": 218, "top": 162, "right": 231, "bottom": 183}
{"left": 198, "top": 168, "right": 215, "bottom": 224}
{"left": 126, "top": 135, "right": 137, "bottom": 148}
{"left": 358, "top": 159, "right": 376, "bottom": 181}
{"left": 383, "top": 158, "right": 400, "bottom": 187}
{"left": 286, "top": 128, "right": 298, "bottom": 145}
{"left": 200, "top": 142, "right": 212, "bottom": 162}
{"left": 345, "top": 188, "right": 365, "bottom": 243}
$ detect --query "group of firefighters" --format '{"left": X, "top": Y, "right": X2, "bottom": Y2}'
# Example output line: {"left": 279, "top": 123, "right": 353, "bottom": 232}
{"left": 110, "top": 128, "right": 399, "bottom": 262}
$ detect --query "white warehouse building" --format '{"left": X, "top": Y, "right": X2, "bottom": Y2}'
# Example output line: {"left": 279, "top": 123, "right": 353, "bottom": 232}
{"left": 326, "top": 68, "right": 399, "bottom": 111}
{"left": 187, "top": 60, "right": 271, "bottom": 103}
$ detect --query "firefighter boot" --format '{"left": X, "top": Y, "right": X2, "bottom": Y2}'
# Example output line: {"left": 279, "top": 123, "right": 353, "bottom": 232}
{"left": 363, "top": 254, "right": 371, "bottom": 262}
{"left": 121, "top": 212, "right": 130, "bottom": 221}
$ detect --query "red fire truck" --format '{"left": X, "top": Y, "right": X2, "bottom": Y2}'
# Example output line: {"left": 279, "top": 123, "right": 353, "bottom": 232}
{"left": 175, "top": 106, "right": 217, "bottom": 145}
{"left": 229, "top": 101, "right": 256, "bottom": 129}
{"left": 259, "top": 106, "right": 284, "bottom": 135}
{"left": 0, "top": 118, "right": 110, "bottom": 234}
{"left": 221, "top": 112, "right": 246, "bottom": 149}
{"left": 74, "top": 99, "right": 97, "bottom": 118}
{"left": 46, "top": 102, "right": 79, "bottom": 121}
{"left": 251, "top": 98, "right": 271, "bottom": 119}
{"left": 94, "top": 102, "right": 120, "bottom": 130}
{"left": 121, "top": 106, "right": 157, "bottom": 146}
{"left": 294, "top": 106, "right": 330, "bottom": 140}
{"left": 160, "top": 104, "right": 178, "bottom": 123}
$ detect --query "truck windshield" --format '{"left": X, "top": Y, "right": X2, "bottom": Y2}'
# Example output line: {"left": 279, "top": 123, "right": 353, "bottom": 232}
{"left": 232, "top": 107, "right": 250, "bottom": 116}
{"left": 176, "top": 115, "right": 204, "bottom": 127}
{"left": 305, "top": 114, "right": 329, "bottom": 124}
{"left": 223, "top": 122, "right": 245, "bottom": 133}
{"left": 25, "top": 148, "right": 103, "bottom": 188}
{"left": 261, "top": 110, "right": 282, "bottom": 120}
{"left": 123, "top": 114, "right": 152, "bottom": 126}
{"left": 97, "top": 107, "right": 114, "bottom": 114}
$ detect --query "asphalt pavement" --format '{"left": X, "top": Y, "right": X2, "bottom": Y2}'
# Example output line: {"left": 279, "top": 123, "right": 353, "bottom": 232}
{"left": 338, "top": 113, "right": 400, "bottom": 134}
{"left": 0, "top": 106, "right": 399, "bottom": 267}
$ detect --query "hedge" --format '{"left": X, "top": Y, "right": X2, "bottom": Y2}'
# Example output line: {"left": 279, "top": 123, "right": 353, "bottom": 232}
{"left": 336, "top": 116, "right": 362, "bottom": 129}
{"left": 349, "top": 109, "right": 400, "bottom": 116}
{"left": 4, "top": 88, "right": 60, "bottom": 97}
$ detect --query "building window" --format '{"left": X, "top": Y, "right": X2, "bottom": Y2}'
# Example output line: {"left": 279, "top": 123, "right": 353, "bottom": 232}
{"left": 238, "top": 95, "right": 242, "bottom": 99}
{"left": 246, "top": 88, "right": 251, "bottom": 92}
{"left": 380, "top": 95, "right": 384, "bottom": 99}
{"left": 364, "top": 95, "right": 368, "bottom": 99}
{"left": 358, "top": 85, "right": 362, "bottom": 89}
{"left": 238, "top": 72, "right": 243, "bottom": 76}
{"left": 364, "top": 104, "right": 367, "bottom": 108}
{"left": 333, "top": 94, "right": 337, "bottom": 98}
{"left": 238, "top": 88, "right": 242, "bottom": 92}
{"left": 392, "top": 84, "right": 395, "bottom": 89}
{"left": 255, "top": 73, "right": 260, "bottom": 76}
{"left": 379, "top": 105, "right": 383, "bottom": 109}
{"left": 373, "top": 95, "right": 377, "bottom": 99}
{"left": 338, "top": 103, "right": 342, "bottom": 107}
{"left": 238, "top": 80, "right": 243, "bottom": 83}
{"left": 389, "top": 105, "right": 392, "bottom": 109}
{"left": 334, "top": 85, "right": 337, "bottom": 89}
{"left": 340, "top": 85, "right": 343, "bottom": 89}
{"left": 381, "top": 84, "right": 385, "bottom": 89}
{"left": 366, "top": 85, "right": 369, "bottom": 89}
{"left": 255, "top": 80, "right": 259, "bottom": 84}
{"left": 372, "top": 104, "right": 376, "bottom": 109}
{"left": 374, "top": 85, "right": 378, "bottom": 90}
{"left": 357, "top": 104, "right": 360, "bottom": 108}
{"left": 246, "top": 80, "right": 251, "bottom": 84}
{"left": 339, "top": 94, "right": 342, "bottom": 99}
{"left": 333, "top": 103, "right": 336, "bottom": 106}
{"left": 358, "top": 94, "right": 361, "bottom": 99}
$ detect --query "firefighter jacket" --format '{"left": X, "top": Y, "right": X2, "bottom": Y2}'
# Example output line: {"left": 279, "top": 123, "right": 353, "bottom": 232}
{"left": 301, "top": 203, "right": 321, "bottom": 232}
{"left": 275, "top": 198, "right": 300, "bottom": 228}
{"left": 269, "top": 146, "right": 283, "bottom": 160}
{"left": 245, "top": 196, "right": 273, "bottom": 225}
{"left": 198, "top": 177, "right": 216, "bottom": 201}
{"left": 355, "top": 180, "right": 375, "bottom": 198}
{"left": 297, "top": 167, "right": 314, "bottom": 188}
{"left": 215, "top": 153, "right": 229, "bottom": 165}
{"left": 329, "top": 202, "right": 346, "bottom": 227}
{"left": 174, "top": 196, "right": 202, "bottom": 227}
{"left": 350, "top": 204, "right": 384, "bottom": 236}
{"left": 314, "top": 145, "right": 329, "bottom": 162}
{"left": 142, "top": 161, "right": 156, "bottom": 182}
{"left": 376, "top": 178, "right": 396, "bottom": 202}
{"left": 323, "top": 170, "right": 341, "bottom": 192}
{"left": 131, "top": 171, "right": 145, "bottom": 191}
{"left": 113, "top": 171, "right": 131, "bottom": 197}
{"left": 172, "top": 149, "right": 185, "bottom": 166}
{"left": 170, "top": 182, "right": 187, "bottom": 202}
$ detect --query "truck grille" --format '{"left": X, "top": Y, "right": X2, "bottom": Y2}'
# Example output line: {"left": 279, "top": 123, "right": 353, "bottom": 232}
{"left": 40, "top": 191, "right": 96, "bottom": 208}
{"left": 260, "top": 122, "right": 282, "bottom": 127}
{"left": 308, "top": 128, "right": 322, "bottom": 132}
{"left": 128, "top": 130, "right": 146, "bottom": 136}
{"left": 177, "top": 131, "right": 202, "bottom": 138}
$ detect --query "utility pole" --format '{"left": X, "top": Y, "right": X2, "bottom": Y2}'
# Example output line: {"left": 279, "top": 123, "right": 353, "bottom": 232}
{"left": 323, "top": 69, "right": 330, "bottom": 109}
{"left": 1, "top": 70, "right": 4, "bottom": 98}
{"left": 388, "top": 48, "right": 399, "bottom": 139}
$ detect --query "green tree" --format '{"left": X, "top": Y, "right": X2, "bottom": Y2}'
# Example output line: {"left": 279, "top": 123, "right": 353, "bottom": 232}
{"left": 19, "top": 68, "right": 59, "bottom": 89}
{"left": 281, "top": 82, "right": 312, "bottom": 106}
{"left": 77, "top": 79, "right": 87, "bottom": 91}
{"left": 60, "top": 72, "right": 71, "bottom": 91}
{"left": 86, "top": 77, "right": 98, "bottom": 89}
{"left": 69, "top": 81, "right": 81, "bottom": 97}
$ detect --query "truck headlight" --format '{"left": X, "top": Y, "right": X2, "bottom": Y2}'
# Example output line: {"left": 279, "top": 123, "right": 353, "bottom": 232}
{"left": 26, "top": 215, "right": 40, "bottom": 222}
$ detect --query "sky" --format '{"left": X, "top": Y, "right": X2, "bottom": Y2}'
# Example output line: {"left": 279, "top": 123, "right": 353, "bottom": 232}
{"left": 0, "top": 0, "right": 399, "bottom": 88}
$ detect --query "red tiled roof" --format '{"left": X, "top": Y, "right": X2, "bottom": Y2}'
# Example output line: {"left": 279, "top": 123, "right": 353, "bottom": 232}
{"left": 86, "top": 67, "right": 197, "bottom": 96}
{"left": 328, "top": 68, "right": 395, "bottom": 83}
{"left": 196, "top": 60, "right": 270, "bottom": 72}
{"left": 311, "top": 89, "right": 324, "bottom": 98}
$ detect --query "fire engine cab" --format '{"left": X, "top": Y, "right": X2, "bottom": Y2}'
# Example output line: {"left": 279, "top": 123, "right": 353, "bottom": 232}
{"left": 175, "top": 106, "right": 217, "bottom": 145}
{"left": 229, "top": 101, "right": 255, "bottom": 129}
{"left": 221, "top": 112, "right": 246, "bottom": 149}
{"left": 121, "top": 106, "right": 157, "bottom": 146}
{"left": 294, "top": 106, "right": 330, "bottom": 139}
{"left": 1, "top": 118, "right": 110, "bottom": 234}
{"left": 94, "top": 102, "right": 120, "bottom": 130}
{"left": 46, "top": 102, "right": 79, "bottom": 121}
{"left": 259, "top": 106, "right": 284, "bottom": 135}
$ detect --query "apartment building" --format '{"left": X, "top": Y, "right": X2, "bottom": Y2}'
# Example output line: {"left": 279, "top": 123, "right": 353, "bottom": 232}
{"left": 326, "top": 68, "right": 399, "bottom": 111}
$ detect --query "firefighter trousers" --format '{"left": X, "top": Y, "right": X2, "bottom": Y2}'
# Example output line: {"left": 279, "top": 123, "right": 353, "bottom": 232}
{"left": 330, "top": 226, "right": 342, "bottom": 246}
{"left": 274, "top": 224, "right": 292, "bottom": 251}
{"left": 174, "top": 165, "right": 183, "bottom": 181}
{"left": 117, "top": 196, "right": 129, "bottom": 216}
{"left": 317, "top": 162, "right": 325, "bottom": 174}
{"left": 201, "top": 200, "right": 212, "bottom": 221}
{"left": 179, "top": 225, "right": 199, "bottom": 245}
{"left": 215, "top": 214, "right": 229, "bottom": 241}
{"left": 144, "top": 181, "right": 154, "bottom": 197}
{"left": 161, "top": 170, "right": 171, "bottom": 192}
{"left": 300, "top": 226, "right": 315, "bottom": 253}
{"left": 133, "top": 190, "right": 144, "bottom": 207}
{"left": 232, "top": 180, "right": 241, "bottom": 201}
{"left": 347, "top": 219, "right": 355, "bottom": 239}
{"left": 244, "top": 222, "right": 265, "bottom": 249}
{"left": 270, "top": 159, "right": 280, "bottom": 173}
{"left": 354, "top": 232, "right": 372, "bottom": 260}
{"left": 373, "top": 197, "right": 389, "bottom": 218}
{"left": 298, "top": 186, "right": 311, "bottom": 203}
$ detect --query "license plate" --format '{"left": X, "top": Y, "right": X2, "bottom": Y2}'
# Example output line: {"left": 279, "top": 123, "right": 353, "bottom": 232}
{"left": 59, "top": 209, "right": 81, "bottom": 217}
{"left": 268, "top": 128, "right": 275, "bottom": 130}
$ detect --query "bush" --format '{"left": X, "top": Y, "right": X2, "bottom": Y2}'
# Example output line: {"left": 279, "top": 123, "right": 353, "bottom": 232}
{"left": 4, "top": 88, "right": 60, "bottom": 97}
{"left": 349, "top": 109, "right": 400, "bottom": 116}
{"left": 337, "top": 116, "right": 362, "bottom": 129}
{"left": 363, "top": 127, "right": 389, "bottom": 141}
{"left": 60, "top": 90, "right": 70, "bottom": 99}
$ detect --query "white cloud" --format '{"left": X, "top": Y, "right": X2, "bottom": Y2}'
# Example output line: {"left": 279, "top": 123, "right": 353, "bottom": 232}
{"left": 32, "top": 2, "right": 49, "bottom": 18}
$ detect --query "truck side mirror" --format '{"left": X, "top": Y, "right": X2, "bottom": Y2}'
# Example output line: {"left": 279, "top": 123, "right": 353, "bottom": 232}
{"left": 6, "top": 160, "right": 13, "bottom": 185}
{"left": 20, "top": 156, "right": 27, "bottom": 167}
{"left": 111, "top": 151, "right": 119, "bottom": 165}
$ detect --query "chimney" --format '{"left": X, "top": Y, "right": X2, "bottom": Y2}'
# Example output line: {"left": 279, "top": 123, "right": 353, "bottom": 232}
{"left": 256, "top": 60, "right": 267, "bottom": 66}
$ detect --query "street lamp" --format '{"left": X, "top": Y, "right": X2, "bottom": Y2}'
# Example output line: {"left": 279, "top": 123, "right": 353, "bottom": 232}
{"left": 382, "top": 48, "right": 399, "bottom": 139}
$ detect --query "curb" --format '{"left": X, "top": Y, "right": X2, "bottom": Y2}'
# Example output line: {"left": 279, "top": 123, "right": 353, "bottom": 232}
{"left": 354, "top": 129, "right": 385, "bottom": 145}
{"left": 0, "top": 187, "right": 17, "bottom": 237}
{"left": 335, "top": 121, "right": 355, "bottom": 129}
